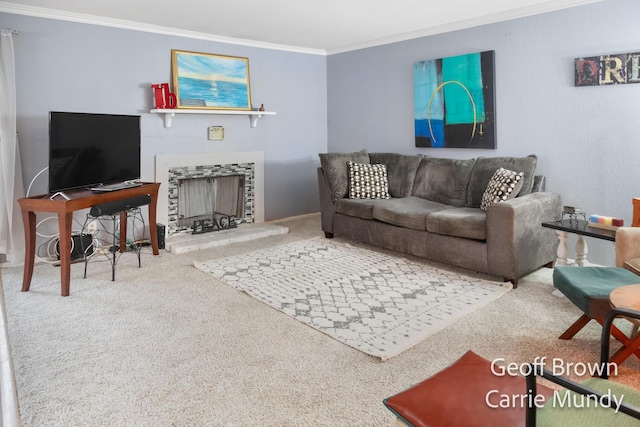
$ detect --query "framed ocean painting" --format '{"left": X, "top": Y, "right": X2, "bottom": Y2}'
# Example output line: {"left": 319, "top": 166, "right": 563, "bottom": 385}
{"left": 171, "top": 50, "right": 252, "bottom": 110}
{"left": 414, "top": 50, "right": 495, "bottom": 149}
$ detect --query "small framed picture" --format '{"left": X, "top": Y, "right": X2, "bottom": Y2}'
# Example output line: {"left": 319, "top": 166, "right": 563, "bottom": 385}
{"left": 208, "top": 126, "right": 224, "bottom": 140}
{"left": 171, "top": 50, "right": 252, "bottom": 110}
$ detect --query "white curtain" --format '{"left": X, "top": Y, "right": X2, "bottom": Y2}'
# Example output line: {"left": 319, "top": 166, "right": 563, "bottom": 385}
{"left": 0, "top": 30, "right": 25, "bottom": 265}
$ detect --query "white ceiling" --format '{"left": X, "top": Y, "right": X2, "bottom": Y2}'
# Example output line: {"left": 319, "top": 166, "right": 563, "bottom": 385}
{"left": 1, "top": 0, "right": 602, "bottom": 54}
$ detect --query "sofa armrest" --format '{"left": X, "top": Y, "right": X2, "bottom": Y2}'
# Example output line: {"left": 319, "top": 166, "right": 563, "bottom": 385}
{"left": 615, "top": 227, "right": 640, "bottom": 267}
{"left": 486, "top": 192, "right": 562, "bottom": 281}
{"left": 317, "top": 167, "right": 336, "bottom": 235}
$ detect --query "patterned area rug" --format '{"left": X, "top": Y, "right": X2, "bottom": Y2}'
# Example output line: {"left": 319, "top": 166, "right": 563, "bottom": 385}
{"left": 193, "top": 237, "right": 512, "bottom": 360}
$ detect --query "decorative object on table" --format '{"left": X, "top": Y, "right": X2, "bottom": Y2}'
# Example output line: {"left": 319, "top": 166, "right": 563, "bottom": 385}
{"left": 575, "top": 51, "right": 640, "bottom": 86}
{"left": 588, "top": 214, "right": 624, "bottom": 231}
{"left": 150, "top": 83, "right": 177, "bottom": 109}
{"left": 558, "top": 205, "right": 587, "bottom": 222}
{"left": 171, "top": 50, "right": 251, "bottom": 110}
{"left": 413, "top": 50, "right": 495, "bottom": 149}
{"left": 258, "top": 103, "right": 265, "bottom": 111}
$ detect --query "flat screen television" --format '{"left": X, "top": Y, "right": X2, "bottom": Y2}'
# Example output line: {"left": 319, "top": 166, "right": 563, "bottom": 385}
{"left": 48, "top": 111, "right": 141, "bottom": 193}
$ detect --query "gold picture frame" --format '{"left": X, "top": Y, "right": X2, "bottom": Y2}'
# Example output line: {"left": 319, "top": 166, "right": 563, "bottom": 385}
{"left": 171, "top": 50, "right": 252, "bottom": 110}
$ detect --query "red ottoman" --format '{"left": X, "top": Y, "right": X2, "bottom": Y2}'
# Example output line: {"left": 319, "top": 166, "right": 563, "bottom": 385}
{"left": 383, "top": 351, "right": 554, "bottom": 427}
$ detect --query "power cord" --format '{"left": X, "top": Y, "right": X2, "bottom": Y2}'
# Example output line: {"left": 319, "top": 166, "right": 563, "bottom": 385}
{"left": 27, "top": 166, "right": 94, "bottom": 264}
{"left": 26, "top": 166, "right": 47, "bottom": 198}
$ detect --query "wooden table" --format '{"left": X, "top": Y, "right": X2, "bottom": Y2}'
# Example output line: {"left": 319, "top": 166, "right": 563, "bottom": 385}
{"left": 541, "top": 219, "right": 616, "bottom": 266}
{"left": 18, "top": 182, "right": 161, "bottom": 296}
{"left": 609, "top": 284, "right": 640, "bottom": 365}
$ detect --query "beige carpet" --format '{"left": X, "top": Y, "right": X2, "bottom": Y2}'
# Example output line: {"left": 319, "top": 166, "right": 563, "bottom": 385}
{"left": 1, "top": 213, "right": 640, "bottom": 426}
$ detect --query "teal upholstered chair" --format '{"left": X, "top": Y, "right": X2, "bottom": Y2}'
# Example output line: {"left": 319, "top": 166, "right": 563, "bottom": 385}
{"left": 552, "top": 226, "right": 640, "bottom": 341}
{"left": 553, "top": 266, "right": 640, "bottom": 340}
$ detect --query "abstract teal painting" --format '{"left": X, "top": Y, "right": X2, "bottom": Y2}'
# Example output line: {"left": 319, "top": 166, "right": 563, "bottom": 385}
{"left": 172, "top": 50, "right": 251, "bottom": 110}
{"left": 414, "top": 51, "right": 495, "bottom": 148}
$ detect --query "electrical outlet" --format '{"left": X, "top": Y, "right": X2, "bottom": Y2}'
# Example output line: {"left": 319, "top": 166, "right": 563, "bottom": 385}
{"left": 87, "top": 219, "right": 98, "bottom": 233}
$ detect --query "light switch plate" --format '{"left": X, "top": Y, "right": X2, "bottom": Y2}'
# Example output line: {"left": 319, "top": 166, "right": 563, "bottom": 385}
{"left": 208, "top": 126, "right": 224, "bottom": 140}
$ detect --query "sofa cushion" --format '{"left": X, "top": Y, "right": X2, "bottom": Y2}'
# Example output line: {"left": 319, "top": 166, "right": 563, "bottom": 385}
{"left": 335, "top": 198, "right": 378, "bottom": 220}
{"left": 411, "top": 157, "right": 476, "bottom": 207}
{"left": 369, "top": 153, "right": 423, "bottom": 198}
{"left": 347, "top": 161, "right": 391, "bottom": 199}
{"left": 319, "top": 149, "right": 370, "bottom": 201}
{"left": 426, "top": 208, "right": 487, "bottom": 240}
{"left": 372, "top": 196, "right": 450, "bottom": 231}
{"left": 480, "top": 168, "right": 524, "bottom": 211}
{"left": 466, "top": 155, "right": 537, "bottom": 208}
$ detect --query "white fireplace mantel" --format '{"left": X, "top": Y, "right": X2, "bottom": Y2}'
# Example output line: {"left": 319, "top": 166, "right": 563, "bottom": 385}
{"left": 154, "top": 151, "right": 265, "bottom": 230}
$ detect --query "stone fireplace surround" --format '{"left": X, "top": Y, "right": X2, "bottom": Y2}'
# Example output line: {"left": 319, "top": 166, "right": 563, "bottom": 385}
{"left": 155, "top": 152, "right": 265, "bottom": 236}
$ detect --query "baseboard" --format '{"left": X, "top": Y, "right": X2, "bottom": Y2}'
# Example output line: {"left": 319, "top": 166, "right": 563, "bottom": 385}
{"left": 268, "top": 212, "right": 320, "bottom": 224}
{"left": 0, "top": 280, "right": 20, "bottom": 427}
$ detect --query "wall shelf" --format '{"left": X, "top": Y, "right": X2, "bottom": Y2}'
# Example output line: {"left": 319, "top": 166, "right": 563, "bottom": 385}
{"left": 150, "top": 108, "right": 276, "bottom": 128}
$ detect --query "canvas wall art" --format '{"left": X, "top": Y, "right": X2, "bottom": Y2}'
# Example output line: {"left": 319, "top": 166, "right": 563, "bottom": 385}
{"left": 575, "top": 51, "right": 640, "bottom": 86}
{"left": 171, "top": 50, "right": 252, "bottom": 110}
{"left": 414, "top": 50, "right": 496, "bottom": 149}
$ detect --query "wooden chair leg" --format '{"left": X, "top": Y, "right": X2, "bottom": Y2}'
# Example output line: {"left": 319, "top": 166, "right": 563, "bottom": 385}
{"left": 596, "top": 317, "right": 640, "bottom": 362}
{"left": 609, "top": 334, "right": 640, "bottom": 365}
{"left": 559, "top": 314, "right": 591, "bottom": 340}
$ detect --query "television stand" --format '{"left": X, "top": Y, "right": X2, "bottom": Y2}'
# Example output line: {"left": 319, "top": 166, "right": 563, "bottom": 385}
{"left": 18, "top": 182, "right": 161, "bottom": 296}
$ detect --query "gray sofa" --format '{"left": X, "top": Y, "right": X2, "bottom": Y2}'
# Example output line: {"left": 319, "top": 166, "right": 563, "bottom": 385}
{"left": 317, "top": 150, "right": 562, "bottom": 286}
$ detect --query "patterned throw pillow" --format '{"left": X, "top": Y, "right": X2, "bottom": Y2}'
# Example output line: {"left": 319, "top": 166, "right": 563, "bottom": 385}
{"left": 347, "top": 161, "right": 391, "bottom": 199}
{"left": 480, "top": 167, "right": 524, "bottom": 211}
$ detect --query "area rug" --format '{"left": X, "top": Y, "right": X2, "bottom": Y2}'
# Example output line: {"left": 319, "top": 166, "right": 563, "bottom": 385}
{"left": 193, "top": 237, "right": 512, "bottom": 360}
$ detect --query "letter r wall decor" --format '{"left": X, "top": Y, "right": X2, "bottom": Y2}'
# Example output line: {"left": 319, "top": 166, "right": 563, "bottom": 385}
{"left": 414, "top": 50, "right": 496, "bottom": 149}
{"left": 575, "top": 51, "right": 640, "bottom": 86}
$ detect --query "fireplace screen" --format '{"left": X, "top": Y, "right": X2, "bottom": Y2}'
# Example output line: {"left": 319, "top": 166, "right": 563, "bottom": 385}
{"left": 177, "top": 175, "right": 245, "bottom": 228}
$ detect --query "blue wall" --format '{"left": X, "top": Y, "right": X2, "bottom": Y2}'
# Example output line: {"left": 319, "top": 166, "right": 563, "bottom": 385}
{"left": 327, "top": 0, "right": 640, "bottom": 265}
{"left": 3, "top": 0, "right": 640, "bottom": 264}
{"left": 1, "top": 13, "right": 327, "bottom": 221}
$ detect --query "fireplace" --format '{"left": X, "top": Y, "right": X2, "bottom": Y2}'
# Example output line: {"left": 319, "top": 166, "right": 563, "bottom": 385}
{"left": 155, "top": 152, "right": 265, "bottom": 236}
{"left": 168, "top": 163, "right": 253, "bottom": 234}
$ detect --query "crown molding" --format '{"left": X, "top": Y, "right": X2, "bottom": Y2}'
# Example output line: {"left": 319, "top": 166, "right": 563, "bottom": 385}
{"left": 0, "top": 0, "right": 603, "bottom": 56}
{"left": 0, "top": 2, "right": 327, "bottom": 56}
{"left": 326, "top": 0, "right": 604, "bottom": 55}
